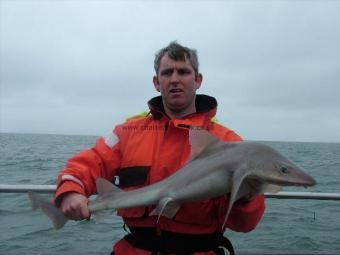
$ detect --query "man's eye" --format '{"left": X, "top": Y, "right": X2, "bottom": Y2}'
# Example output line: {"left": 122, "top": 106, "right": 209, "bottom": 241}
{"left": 160, "top": 69, "right": 173, "bottom": 76}
{"left": 178, "top": 69, "right": 191, "bottom": 75}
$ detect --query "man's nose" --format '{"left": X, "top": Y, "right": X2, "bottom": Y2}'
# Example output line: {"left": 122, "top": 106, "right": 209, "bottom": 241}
{"left": 170, "top": 71, "right": 180, "bottom": 83}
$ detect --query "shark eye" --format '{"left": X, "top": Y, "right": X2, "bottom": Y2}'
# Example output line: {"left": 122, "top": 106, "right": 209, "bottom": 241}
{"left": 280, "top": 166, "right": 289, "bottom": 174}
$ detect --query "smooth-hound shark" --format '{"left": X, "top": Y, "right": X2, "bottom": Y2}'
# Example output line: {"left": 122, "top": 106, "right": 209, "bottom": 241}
{"left": 29, "top": 128, "right": 316, "bottom": 229}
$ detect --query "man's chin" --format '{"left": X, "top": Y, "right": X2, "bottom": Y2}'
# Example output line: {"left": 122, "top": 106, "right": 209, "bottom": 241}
{"left": 166, "top": 100, "right": 186, "bottom": 111}
{"left": 167, "top": 104, "right": 193, "bottom": 117}
{"left": 163, "top": 97, "right": 195, "bottom": 116}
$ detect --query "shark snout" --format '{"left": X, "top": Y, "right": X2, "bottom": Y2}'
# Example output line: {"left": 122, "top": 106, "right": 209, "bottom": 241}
{"left": 293, "top": 170, "right": 316, "bottom": 187}
{"left": 300, "top": 175, "right": 316, "bottom": 187}
{"left": 269, "top": 165, "right": 317, "bottom": 188}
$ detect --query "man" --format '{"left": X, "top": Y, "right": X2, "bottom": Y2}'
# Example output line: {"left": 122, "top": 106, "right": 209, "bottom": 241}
{"left": 55, "top": 41, "right": 265, "bottom": 254}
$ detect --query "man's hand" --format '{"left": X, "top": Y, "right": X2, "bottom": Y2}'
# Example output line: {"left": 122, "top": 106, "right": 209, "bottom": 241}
{"left": 60, "top": 192, "right": 90, "bottom": 221}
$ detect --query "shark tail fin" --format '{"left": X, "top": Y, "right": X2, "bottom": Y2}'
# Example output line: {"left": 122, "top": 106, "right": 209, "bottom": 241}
{"left": 28, "top": 191, "right": 68, "bottom": 229}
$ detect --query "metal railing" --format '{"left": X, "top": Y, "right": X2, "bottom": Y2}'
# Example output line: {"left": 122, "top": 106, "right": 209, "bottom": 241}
{"left": 0, "top": 184, "right": 56, "bottom": 193}
{"left": 1, "top": 184, "right": 340, "bottom": 200}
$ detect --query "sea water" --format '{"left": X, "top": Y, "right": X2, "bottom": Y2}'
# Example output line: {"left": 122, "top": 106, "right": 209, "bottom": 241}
{"left": 0, "top": 133, "right": 340, "bottom": 252}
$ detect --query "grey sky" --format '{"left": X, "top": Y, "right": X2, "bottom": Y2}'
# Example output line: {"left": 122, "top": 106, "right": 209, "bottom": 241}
{"left": 1, "top": 0, "right": 339, "bottom": 143}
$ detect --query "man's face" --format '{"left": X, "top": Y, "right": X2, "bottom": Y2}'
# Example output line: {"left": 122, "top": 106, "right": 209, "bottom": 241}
{"left": 153, "top": 54, "right": 202, "bottom": 116}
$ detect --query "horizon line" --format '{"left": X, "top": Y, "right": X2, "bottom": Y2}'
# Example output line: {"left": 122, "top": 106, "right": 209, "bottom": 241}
{"left": 1, "top": 131, "right": 339, "bottom": 145}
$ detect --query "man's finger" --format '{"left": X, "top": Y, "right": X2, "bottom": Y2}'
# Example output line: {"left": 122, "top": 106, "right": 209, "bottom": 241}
{"left": 79, "top": 204, "right": 91, "bottom": 220}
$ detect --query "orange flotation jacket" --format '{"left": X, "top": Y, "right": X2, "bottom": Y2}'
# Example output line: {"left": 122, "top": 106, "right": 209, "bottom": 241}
{"left": 55, "top": 95, "right": 265, "bottom": 254}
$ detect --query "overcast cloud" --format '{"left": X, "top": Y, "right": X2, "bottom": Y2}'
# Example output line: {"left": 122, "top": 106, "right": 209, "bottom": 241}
{"left": 1, "top": 0, "right": 339, "bottom": 143}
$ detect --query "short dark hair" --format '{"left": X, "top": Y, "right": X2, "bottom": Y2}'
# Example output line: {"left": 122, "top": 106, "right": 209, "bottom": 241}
{"left": 154, "top": 41, "right": 199, "bottom": 75}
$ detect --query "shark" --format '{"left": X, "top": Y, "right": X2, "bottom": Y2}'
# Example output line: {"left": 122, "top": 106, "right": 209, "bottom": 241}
{"left": 28, "top": 128, "right": 316, "bottom": 230}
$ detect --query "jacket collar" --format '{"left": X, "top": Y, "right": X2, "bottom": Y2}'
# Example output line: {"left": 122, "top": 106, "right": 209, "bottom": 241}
{"left": 147, "top": 94, "right": 218, "bottom": 121}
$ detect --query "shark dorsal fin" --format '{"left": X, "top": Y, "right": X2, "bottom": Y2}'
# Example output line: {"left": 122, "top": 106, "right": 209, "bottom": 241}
{"left": 96, "top": 178, "right": 120, "bottom": 194}
{"left": 189, "top": 127, "right": 221, "bottom": 161}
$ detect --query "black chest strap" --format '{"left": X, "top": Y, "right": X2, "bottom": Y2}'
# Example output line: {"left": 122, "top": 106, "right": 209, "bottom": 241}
{"left": 124, "top": 227, "right": 235, "bottom": 255}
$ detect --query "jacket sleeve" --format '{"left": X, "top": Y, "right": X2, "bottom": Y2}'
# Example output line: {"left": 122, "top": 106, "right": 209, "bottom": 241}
{"left": 215, "top": 125, "right": 266, "bottom": 232}
{"left": 225, "top": 194, "right": 265, "bottom": 232}
{"left": 54, "top": 128, "right": 122, "bottom": 205}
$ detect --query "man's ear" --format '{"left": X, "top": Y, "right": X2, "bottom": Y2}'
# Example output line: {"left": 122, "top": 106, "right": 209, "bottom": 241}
{"left": 195, "top": 73, "right": 203, "bottom": 90}
{"left": 153, "top": 75, "right": 160, "bottom": 92}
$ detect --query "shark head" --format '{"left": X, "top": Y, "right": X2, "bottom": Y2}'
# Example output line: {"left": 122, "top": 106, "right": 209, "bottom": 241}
{"left": 247, "top": 143, "right": 316, "bottom": 188}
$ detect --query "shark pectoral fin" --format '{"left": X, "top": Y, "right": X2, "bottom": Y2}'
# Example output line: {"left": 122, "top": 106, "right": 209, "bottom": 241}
{"left": 150, "top": 197, "right": 180, "bottom": 223}
{"left": 222, "top": 166, "right": 250, "bottom": 229}
{"left": 264, "top": 184, "right": 282, "bottom": 193}
{"left": 96, "top": 178, "right": 122, "bottom": 194}
{"left": 28, "top": 192, "right": 68, "bottom": 230}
